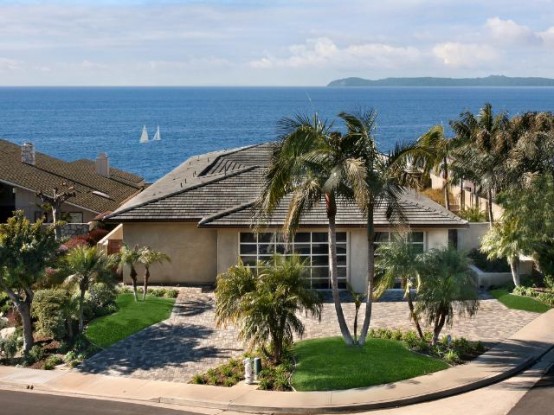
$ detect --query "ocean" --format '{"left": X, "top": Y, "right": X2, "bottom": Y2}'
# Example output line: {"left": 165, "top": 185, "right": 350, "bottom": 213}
{"left": 0, "top": 87, "right": 553, "bottom": 183}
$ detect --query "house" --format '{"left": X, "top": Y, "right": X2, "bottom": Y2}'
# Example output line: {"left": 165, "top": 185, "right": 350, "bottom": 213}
{"left": 104, "top": 143, "right": 468, "bottom": 292}
{"left": 0, "top": 139, "right": 145, "bottom": 224}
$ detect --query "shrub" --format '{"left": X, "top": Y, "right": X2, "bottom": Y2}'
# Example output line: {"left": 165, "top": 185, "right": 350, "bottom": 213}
{"left": 32, "top": 289, "right": 72, "bottom": 340}
{"left": 0, "top": 332, "right": 22, "bottom": 359}
{"left": 44, "top": 355, "right": 64, "bottom": 370}
{"left": 88, "top": 282, "right": 117, "bottom": 317}
{"left": 24, "top": 344, "right": 46, "bottom": 365}
{"left": 458, "top": 206, "right": 487, "bottom": 222}
{"left": 468, "top": 249, "right": 510, "bottom": 272}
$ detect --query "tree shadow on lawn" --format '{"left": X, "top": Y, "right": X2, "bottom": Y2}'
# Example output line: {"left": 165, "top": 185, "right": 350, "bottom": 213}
{"left": 77, "top": 323, "right": 242, "bottom": 378}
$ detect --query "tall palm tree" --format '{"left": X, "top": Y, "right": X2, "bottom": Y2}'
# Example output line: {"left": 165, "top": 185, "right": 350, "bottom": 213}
{"left": 338, "top": 110, "right": 418, "bottom": 345}
{"left": 258, "top": 113, "right": 367, "bottom": 345}
{"left": 64, "top": 245, "right": 115, "bottom": 333}
{"left": 415, "top": 125, "right": 456, "bottom": 209}
{"left": 450, "top": 103, "right": 510, "bottom": 226}
{"left": 416, "top": 247, "right": 479, "bottom": 345}
{"left": 375, "top": 233, "right": 424, "bottom": 338}
{"left": 118, "top": 244, "right": 142, "bottom": 301}
{"left": 138, "top": 247, "right": 171, "bottom": 300}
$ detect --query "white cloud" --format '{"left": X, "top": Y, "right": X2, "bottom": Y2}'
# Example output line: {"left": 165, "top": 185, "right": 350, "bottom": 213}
{"left": 0, "top": 58, "right": 21, "bottom": 71}
{"left": 539, "top": 27, "right": 554, "bottom": 47}
{"left": 249, "top": 38, "right": 421, "bottom": 70}
{"left": 433, "top": 42, "right": 499, "bottom": 68}
{"left": 485, "top": 17, "right": 541, "bottom": 45}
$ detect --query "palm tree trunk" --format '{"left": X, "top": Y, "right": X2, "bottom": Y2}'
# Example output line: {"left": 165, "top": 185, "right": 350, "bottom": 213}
{"left": 359, "top": 203, "right": 375, "bottom": 345}
{"left": 406, "top": 289, "right": 424, "bottom": 339}
{"left": 326, "top": 193, "right": 354, "bottom": 345}
{"left": 432, "top": 313, "right": 447, "bottom": 345}
{"left": 143, "top": 268, "right": 150, "bottom": 301}
{"left": 443, "top": 157, "right": 450, "bottom": 210}
{"left": 488, "top": 188, "right": 494, "bottom": 227}
{"left": 509, "top": 257, "right": 521, "bottom": 287}
{"left": 130, "top": 266, "right": 138, "bottom": 301}
{"left": 78, "top": 288, "right": 86, "bottom": 333}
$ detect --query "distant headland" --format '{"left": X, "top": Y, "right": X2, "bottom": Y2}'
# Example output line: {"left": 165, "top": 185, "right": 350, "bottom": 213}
{"left": 327, "top": 75, "right": 554, "bottom": 87}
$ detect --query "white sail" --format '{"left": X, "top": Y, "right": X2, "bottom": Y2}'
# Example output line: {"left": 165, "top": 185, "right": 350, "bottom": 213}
{"left": 153, "top": 126, "right": 161, "bottom": 141}
{"left": 140, "top": 125, "right": 149, "bottom": 143}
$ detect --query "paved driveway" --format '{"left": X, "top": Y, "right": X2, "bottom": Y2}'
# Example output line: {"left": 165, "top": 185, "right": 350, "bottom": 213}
{"left": 78, "top": 288, "right": 539, "bottom": 383}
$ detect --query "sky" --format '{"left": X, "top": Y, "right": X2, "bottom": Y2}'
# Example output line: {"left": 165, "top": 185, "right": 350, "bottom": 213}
{"left": 0, "top": 0, "right": 553, "bottom": 86}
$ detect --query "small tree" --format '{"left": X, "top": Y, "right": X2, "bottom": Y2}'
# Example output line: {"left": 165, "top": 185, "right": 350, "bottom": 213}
{"left": 0, "top": 211, "right": 59, "bottom": 352}
{"left": 36, "top": 184, "right": 76, "bottom": 240}
{"left": 416, "top": 247, "right": 479, "bottom": 345}
{"left": 117, "top": 244, "right": 141, "bottom": 301}
{"left": 64, "top": 245, "right": 115, "bottom": 333}
{"left": 138, "top": 247, "right": 171, "bottom": 300}
{"left": 215, "top": 255, "right": 322, "bottom": 364}
{"left": 375, "top": 232, "right": 424, "bottom": 339}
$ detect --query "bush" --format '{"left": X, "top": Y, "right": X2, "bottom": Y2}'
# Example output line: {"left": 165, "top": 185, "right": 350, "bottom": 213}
{"left": 0, "top": 331, "right": 22, "bottom": 359}
{"left": 25, "top": 344, "right": 46, "bottom": 365}
{"left": 468, "top": 249, "right": 510, "bottom": 272}
{"left": 88, "top": 282, "right": 117, "bottom": 317}
{"left": 458, "top": 206, "right": 487, "bottom": 222}
{"left": 32, "top": 289, "right": 72, "bottom": 340}
{"left": 44, "top": 355, "right": 64, "bottom": 370}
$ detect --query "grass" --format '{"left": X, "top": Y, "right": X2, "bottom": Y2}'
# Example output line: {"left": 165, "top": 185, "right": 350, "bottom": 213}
{"left": 85, "top": 293, "right": 175, "bottom": 348}
{"left": 291, "top": 337, "right": 449, "bottom": 391}
{"left": 490, "top": 289, "right": 550, "bottom": 313}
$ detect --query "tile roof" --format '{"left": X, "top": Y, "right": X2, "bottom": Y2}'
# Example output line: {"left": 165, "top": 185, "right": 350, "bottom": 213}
{"left": 0, "top": 139, "right": 145, "bottom": 214}
{"left": 108, "top": 143, "right": 467, "bottom": 228}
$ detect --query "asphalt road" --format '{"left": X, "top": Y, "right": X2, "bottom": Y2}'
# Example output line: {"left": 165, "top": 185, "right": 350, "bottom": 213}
{"left": 0, "top": 389, "right": 197, "bottom": 415}
{"left": 508, "top": 364, "right": 554, "bottom": 415}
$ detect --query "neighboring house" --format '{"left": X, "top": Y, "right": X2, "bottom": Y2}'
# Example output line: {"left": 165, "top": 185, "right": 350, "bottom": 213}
{"left": 105, "top": 143, "right": 468, "bottom": 292}
{"left": 0, "top": 139, "right": 145, "bottom": 224}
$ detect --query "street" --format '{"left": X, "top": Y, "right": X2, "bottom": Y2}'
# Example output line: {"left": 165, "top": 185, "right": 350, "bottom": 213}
{"left": 508, "top": 364, "right": 554, "bottom": 415}
{"left": 0, "top": 390, "right": 197, "bottom": 415}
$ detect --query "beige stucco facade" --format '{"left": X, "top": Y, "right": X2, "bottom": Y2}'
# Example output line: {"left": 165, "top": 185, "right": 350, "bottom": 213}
{"left": 117, "top": 222, "right": 454, "bottom": 292}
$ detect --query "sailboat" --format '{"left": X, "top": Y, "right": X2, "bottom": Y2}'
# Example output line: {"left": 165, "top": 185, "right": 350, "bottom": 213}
{"left": 139, "top": 125, "right": 149, "bottom": 143}
{"left": 153, "top": 125, "right": 161, "bottom": 141}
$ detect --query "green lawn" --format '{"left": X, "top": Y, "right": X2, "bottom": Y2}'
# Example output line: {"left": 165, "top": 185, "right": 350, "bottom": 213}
{"left": 85, "top": 294, "right": 175, "bottom": 348}
{"left": 291, "top": 337, "right": 449, "bottom": 391}
{"left": 490, "top": 289, "right": 550, "bottom": 313}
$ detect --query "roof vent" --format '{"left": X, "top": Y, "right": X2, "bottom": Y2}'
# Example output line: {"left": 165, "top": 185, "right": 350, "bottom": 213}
{"left": 21, "top": 142, "right": 36, "bottom": 165}
{"left": 95, "top": 152, "right": 110, "bottom": 178}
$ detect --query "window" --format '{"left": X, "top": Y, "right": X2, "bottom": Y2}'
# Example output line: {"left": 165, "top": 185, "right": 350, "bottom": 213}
{"left": 239, "top": 232, "right": 348, "bottom": 289}
{"left": 67, "top": 212, "right": 84, "bottom": 223}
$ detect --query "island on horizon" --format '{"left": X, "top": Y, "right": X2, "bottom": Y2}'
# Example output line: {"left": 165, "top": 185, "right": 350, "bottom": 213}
{"left": 327, "top": 75, "right": 554, "bottom": 87}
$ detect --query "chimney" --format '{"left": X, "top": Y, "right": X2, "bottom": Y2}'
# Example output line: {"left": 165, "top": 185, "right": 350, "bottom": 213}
{"left": 95, "top": 152, "right": 110, "bottom": 177}
{"left": 21, "top": 142, "right": 36, "bottom": 165}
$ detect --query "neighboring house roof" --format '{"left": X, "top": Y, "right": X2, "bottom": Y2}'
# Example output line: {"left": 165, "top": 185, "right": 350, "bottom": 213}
{"left": 0, "top": 139, "right": 145, "bottom": 214}
{"left": 108, "top": 143, "right": 467, "bottom": 229}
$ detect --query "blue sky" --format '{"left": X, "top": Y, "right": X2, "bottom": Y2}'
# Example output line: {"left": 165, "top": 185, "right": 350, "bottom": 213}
{"left": 0, "top": 0, "right": 553, "bottom": 86}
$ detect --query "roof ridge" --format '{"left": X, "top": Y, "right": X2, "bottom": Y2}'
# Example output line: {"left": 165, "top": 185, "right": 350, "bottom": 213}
{"left": 198, "top": 199, "right": 257, "bottom": 226}
{"left": 108, "top": 165, "right": 261, "bottom": 219}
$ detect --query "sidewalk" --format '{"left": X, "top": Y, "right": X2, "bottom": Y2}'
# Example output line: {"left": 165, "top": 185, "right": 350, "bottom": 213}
{"left": 0, "top": 309, "right": 553, "bottom": 414}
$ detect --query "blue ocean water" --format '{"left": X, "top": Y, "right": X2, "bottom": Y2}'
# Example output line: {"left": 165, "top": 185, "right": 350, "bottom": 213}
{"left": 0, "top": 87, "right": 553, "bottom": 183}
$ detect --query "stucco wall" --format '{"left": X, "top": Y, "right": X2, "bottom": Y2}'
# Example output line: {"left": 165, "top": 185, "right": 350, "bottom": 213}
{"left": 458, "top": 222, "right": 490, "bottom": 252}
{"left": 426, "top": 228, "right": 449, "bottom": 250}
{"left": 217, "top": 229, "right": 240, "bottom": 275}
{"left": 123, "top": 222, "right": 217, "bottom": 285}
{"left": 348, "top": 228, "right": 368, "bottom": 293}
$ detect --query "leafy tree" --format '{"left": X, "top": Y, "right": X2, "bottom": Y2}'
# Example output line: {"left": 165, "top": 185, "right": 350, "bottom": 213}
{"left": 338, "top": 110, "right": 419, "bottom": 345}
{"left": 375, "top": 232, "right": 424, "bottom": 338}
{"left": 117, "top": 244, "right": 141, "bottom": 301}
{"left": 35, "top": 183, "right": 76, "bottom": 240}
{"left": 258, "top": 113, "right": 367, "bottom": 345}
{"left": 416, "top": 247, "right": 479, "bottom": 345}
{"left": 138, "top": 247, "right": 171, "bottom": 300}
{"left": 0, "top": 211, "right": 59, "bottom": 352}
{"left": 64, "top": 245, "right": 116, "bottom": 333}
{"left": 215, "top": 255, "right": 322, "bottom": 364}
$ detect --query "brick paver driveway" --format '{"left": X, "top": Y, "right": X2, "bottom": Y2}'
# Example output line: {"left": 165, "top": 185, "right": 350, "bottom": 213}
{"left": 78, "top": 288, "right": 539, "bottom": 383}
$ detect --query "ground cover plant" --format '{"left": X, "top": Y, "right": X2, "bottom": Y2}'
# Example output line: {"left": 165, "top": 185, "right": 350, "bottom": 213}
{"left": 85, "top": 293, "right": 175, "bottom": 348}
{"left": 490, "top": 288, "right": 550, "bottom": 313}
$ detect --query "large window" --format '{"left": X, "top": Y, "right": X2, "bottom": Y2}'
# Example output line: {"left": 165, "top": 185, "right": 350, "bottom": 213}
{"left": 239, "top": 232, "right": 348, "bottom": 289}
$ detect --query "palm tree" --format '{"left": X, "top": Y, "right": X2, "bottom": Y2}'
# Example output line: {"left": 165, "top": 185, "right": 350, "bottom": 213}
{"left": 480, "top": 219, "right": 536, "bottom": 287}
{"left": 257, "top": 113, "right": 367, "bottom": 345}
{"left": 415, "top": 124, "right": 457, "bottom": 209}
{"left": 375, "top": 232, "right": 424, "bottom": 339}
{"left": 338, "top": 110, "right": 419, "bottom": 345}
{"left": 416, "top": 247, "right": 479, "bottom": 345}
{"left": 138, "top": 247, "right": 171, "bottom": 300}
{"left": 118, "top": 244, "right": 141, "bottom": 301}
{"left": 215, "top": 255, "right": 322, "bottom": 364}
{"left": 450, "top": 103, "right": 510, "bottom": 226}
{"left": 64, "top": 245, "right": 115, "bottom": 333}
